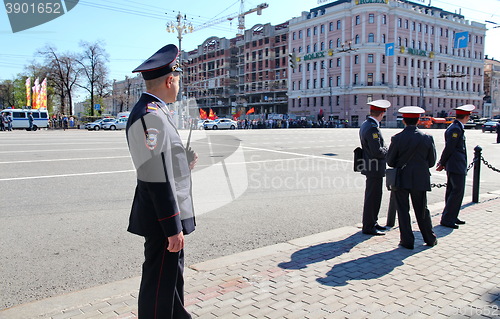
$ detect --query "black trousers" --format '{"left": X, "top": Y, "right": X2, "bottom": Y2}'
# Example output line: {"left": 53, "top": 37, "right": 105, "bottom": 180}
{"left": 138, "top": 236, "right": 191, "bottom": 319}
{"left": 441, "top": 172, "right": 466, "bottom": 225}
{"left": 362, "top": 175, "right": 383, "bottom": 232}
{"left": 394, "top": 189, "right": 436, "bottom": 246}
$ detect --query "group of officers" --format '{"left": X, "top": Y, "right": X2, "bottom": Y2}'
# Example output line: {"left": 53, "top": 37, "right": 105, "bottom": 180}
{"left": 359, "top": 99, "right": 474, "bottom": 249}
{"left": 123, "top": 42, "right": 481, "bottom": 318}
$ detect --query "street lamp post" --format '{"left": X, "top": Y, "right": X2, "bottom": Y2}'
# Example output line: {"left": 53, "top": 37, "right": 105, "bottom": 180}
{"left": 166, "top": 12, "right": 193, "bottom": 127}
{"left": 419, "top": 72, "right": 429, "bottom": 111}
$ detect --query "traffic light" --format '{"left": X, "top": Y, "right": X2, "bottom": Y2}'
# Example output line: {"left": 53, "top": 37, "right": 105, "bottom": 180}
{"left": 289, "top": 53, "right": 297, "bottom": 69}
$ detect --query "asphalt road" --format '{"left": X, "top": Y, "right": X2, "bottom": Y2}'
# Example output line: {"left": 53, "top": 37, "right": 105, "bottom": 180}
{"left": 1, "top": 127, "right": 499, "bottom": 309}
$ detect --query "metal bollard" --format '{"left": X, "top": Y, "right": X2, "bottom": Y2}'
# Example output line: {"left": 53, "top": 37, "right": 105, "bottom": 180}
{"left": 472, "top": 145, "right": 482, "bottom": 203}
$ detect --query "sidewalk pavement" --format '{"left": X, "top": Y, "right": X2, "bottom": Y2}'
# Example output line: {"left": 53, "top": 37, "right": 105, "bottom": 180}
{"left": 2, "top": 191, "right": 499, "bottom": 319}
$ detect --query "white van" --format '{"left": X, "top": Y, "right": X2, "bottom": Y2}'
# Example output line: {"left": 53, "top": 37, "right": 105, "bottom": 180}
{"left": 1, "top": 109, "right": 49, "bottom": 131}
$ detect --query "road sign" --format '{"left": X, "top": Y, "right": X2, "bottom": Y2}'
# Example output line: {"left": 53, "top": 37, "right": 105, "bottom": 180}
{"left": 385, "top": 43, "right": 394, "bottom": 56}
{"left": 94, "top": 104, "right": 101, "bottom": 111}
{"left": 454, "top": 31, "right": 469, "bottom": 49}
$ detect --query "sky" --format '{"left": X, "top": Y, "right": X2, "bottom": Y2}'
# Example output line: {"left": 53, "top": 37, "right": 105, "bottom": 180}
{"left": 1, "top": 0, "right": 499, "bottom": 101}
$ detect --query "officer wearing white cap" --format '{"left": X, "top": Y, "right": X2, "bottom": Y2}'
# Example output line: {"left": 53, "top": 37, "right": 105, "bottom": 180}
{"left": 359, "top": 100, "right": 391, "bottom": 235}
{"left": 126, "top": 44, "right": 197, "bottom": 319}
{"left": 387, "top": 106, "right": 437, "bottom": 249}
{"left": 437, "top": 104, "right": 475, "bottom": 229}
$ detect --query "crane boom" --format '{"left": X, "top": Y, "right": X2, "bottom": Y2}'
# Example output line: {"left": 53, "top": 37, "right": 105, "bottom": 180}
{"left": 194, "top": 2, "right": 268, "bottom": 35}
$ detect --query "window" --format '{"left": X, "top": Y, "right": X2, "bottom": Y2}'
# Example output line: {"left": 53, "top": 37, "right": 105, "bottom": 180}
{"left": 307, "top": 28, "right": 311, "bottom": 37}
{"left": 329, "top": 59, "right": 333, "bottom": 68}
{"left": 329, "top": 77, "right": 333, "bottom": 87}
{"left": 320, "top": 42, "right": 325, "bottom": 50}
{"left": 355, "top": 55, "right": 359, "bottom": 64}
{"left": 381, "top": 73, "right": 385, "bottom": 84}
{"left": 313, "top": 26, "right": 317, "bottom": 35}
{"left": 298, "top": 30, "right": 302, "bottom": 39}
{"left": 354, "top": 74, "right": 358, "bottom": 85}
{"left": 356, "top": 15, "right": 360, "bottom": 25}
{"left": 293, "top": 32, "right": 296, "bottom": 40}
{"left": 337, "top": 58, "right": 341, "bottom": 67}
{"left": 398, "top": 18, "right": 402, "bottom": 28}
{"left": 337, "top": 20, "right": 341, "bottom": 30}
{"left": 336, "top": 76, "right": 341, "bottom": 86}
{"left": 368, "top": 33, "right": 374, "bottom": 43}
{"left": 336, "top": 96, "right": 340, "bottom": 106}
{"left": 354, "top": 95, "right": 358, "bottom": 105}
{"left": 337, "top": 38, "right": 341, "bottom": 47}
{"left": 382, "top": 34, "right": 386, "bottom": 43}
{"left": 320, "top": 24, "right": 325, "bottom": 34}
{"left": 382, "top": 15, "right": 387, "bottom": 24}
{"left": 329, "top": 22, "right": 334, "bottom": 31}
{"left": 368, "top": 54, "right": 374, "bottom": 63}
{"left": 369, "top": 14, "right": 374, "bottom": 23}
{"left": 329, "top": 40, "right": 333, "bottom": 49}
{"left": 405, "top": 20, "right": 409, "bottom": 29}
{"left": 367, "top": 73, "right": 373, "bottom": 86}
{"left": 398, "top": 37, "right": 402, "bottom": 46}
{"left": 355, "top": 35, "right": 360, "bottom": 44}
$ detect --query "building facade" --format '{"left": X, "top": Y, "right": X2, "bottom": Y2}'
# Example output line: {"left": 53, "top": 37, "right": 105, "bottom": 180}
{"left": 183, "top": 22, "right": 289, "bottom": 118}
{"left": 288, "top": 0, "right": 486, "bottom": 126}
{"left": 484, "top": 57, "right": 500, "bottom": 118}
{"left": 110, "top": 75, "right": 145, "bottom": 116}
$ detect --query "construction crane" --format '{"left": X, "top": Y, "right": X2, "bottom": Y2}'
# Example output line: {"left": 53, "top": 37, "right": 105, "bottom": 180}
{"left": 195, "top": 1, "right": 269, "bottom": 36}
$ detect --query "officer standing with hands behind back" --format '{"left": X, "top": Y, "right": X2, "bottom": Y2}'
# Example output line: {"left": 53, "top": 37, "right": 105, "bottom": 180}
{"left": 437, "top": 104, "right": 475, "bottom": 229}
{"left": 359, "top": 100, "right": 391, "bottom": 236}
{"left": 387, "top": 106, "right": 437, "bottom": 249}
{"left": 126, "top": 44, "right": 197, "bottom": 319}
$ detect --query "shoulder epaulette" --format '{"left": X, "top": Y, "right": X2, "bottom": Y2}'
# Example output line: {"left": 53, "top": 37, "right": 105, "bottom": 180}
{"left": 146, "top": 102, "right": 161, "bottom": 113}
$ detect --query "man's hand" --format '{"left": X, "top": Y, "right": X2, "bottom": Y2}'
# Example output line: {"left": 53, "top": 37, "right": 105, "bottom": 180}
{"left": 167, "top": 231, "right": 184, "bottom": 253}
{"left": 436, "top": 163, "right": 445, "bottom": 172}
{"left": 188, "top": 152, "right": 198, "bottom": 170}
{"left": 186, "top": 147, "right": 198, "bottom": 170}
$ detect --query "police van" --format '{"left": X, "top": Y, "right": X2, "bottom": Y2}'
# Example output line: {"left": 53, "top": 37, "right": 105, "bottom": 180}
{"left": 1, "top": 109, "right": 49, "bottom": 131}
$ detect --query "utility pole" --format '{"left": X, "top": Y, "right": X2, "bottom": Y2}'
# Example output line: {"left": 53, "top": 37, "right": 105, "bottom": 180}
{"left": 166, "top": 12, "right": 193, "bottom": 127}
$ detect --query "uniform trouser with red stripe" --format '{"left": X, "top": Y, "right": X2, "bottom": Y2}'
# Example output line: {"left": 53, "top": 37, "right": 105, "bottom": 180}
{"left": 138, "top": 236, "right": 191, "bottom": 319}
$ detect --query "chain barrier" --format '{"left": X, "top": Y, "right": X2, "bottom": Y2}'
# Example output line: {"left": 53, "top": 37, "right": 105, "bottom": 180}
{"left": 431, "top": 158, "right": 477, "bottom": 189}
{"left": 481, "top": 156, "right": 500, "bottom": 173}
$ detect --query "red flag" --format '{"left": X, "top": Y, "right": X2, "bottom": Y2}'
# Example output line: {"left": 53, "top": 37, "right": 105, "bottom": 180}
{"left": 208, "top": 108, "right": 216, "bottom": 120}
{"left": 246, "top": 107, "right": 255, "bottom": 115}
{"left": 199, "top": 108, "right": 207, "bottom": 119}
{"left": 233, "top": 110, "right": 242, "bottom": 120}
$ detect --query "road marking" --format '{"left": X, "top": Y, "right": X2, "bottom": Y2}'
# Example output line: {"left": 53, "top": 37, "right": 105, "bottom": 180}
{"left": 0, "top": 170, "right": 135, "bottom": 182}
{"left": 0, "top": 147, "right": 128, "bottom": 154}
{"left": 0, "top": 156, "right": 131, "bottom": 165}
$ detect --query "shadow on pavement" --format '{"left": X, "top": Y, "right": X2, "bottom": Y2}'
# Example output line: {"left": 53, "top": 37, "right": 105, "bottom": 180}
{"left": 316, "top": 246, "right": 418, "bottom": 287}
{"left": 278, "top": 232, "right": 370, "bottom": 270}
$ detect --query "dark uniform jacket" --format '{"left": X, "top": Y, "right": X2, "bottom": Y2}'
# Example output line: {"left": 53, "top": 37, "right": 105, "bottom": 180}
{"left": 359, "top": 117, "right": 387, "bottom": 177}
{"left": 387, "top": 126, "right": 436, "bottom": 191}
{"left": 439, "top": 120, "right": 467, "bottom": 175}
{"left": 126, "top": 93, "right": 195, "bottom": 238}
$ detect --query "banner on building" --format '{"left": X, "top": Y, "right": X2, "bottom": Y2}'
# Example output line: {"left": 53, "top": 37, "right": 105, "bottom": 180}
{"left": 454, "top": 31, "right": 469, "bottom": 49}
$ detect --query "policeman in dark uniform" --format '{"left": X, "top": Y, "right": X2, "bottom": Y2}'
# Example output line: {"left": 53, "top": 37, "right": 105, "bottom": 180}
{"left": 126, "top": 44, "right": 197, "bottom": 319}
{"left": 387, "top": 106, "right": 437, "bottom": 249}
{"left": 496, "top": 121, "right": 500, "bottom": 144}
{"left": 437, "top": 104, "right": 475, "bottom": 229}
{"left": 359, "top": 100, "right": 391, "bottom": 235}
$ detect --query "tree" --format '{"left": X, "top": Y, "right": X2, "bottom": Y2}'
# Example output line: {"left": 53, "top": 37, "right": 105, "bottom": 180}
{"left": 38, "top": 45, "right": 80, "bottom": 115}
{"left": 0, "top": 80, "right": 16, "bottom": 108}
{"left": 77, "top": 41, "right": 110, "bottom": 116}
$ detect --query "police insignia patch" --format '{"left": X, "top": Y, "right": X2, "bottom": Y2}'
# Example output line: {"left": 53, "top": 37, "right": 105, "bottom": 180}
{"left": 372, "top": 133, "right": 379, "bottom": 139}
{"left": 452, "top": 133, "right": 458, "bottom": 138}
{"left": 145, "top": 128, "right": 160, "bottom": 150}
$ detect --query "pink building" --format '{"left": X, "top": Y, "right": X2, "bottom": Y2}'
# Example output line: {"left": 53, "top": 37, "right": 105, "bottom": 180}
{"left": 288, "top": 0, "right": 486, "bottom": 126}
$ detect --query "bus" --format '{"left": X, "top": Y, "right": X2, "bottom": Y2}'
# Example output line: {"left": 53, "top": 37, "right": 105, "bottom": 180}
{"left": 1, "top": 109, "right": 49, "bottom": 130}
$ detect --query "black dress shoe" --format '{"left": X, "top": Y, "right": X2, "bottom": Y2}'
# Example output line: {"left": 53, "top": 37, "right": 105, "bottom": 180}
{"left": 399, "top": 242, "right": 414, "bottom": 249}
{"left": 440, "top": 222, "right": 459, "bottom": 229}
{"left": 425, "top": 239, "right": 438, "bottom": 247}
{"left": 385, "top": 224, "right": 395, "bottom": 228}
{"left": 455, "top": 219, "right": 466, "bottom": 225}
{"left": 375, "top": 224, "right": 387, "bottom": 231}
{"left": 362, "top": 230, "right": 385, "bottom": 236}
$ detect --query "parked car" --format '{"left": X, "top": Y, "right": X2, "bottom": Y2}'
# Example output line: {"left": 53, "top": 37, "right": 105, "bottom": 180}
{"left": 464, "top": 120, "right": 477, "bottom": 129}
{"left": 85, "top": 118, "right": 115, "bottom": 131}
{"left": 85, "top": 119, "right": 104, "bottom": 130}
{"left": 482, "top": 121, "right": 499, "bottom": 133}
{"left": 204, "top": 118, "right": 237, "bottom": 130}
{"left": 197, "top": 119, "right": 213, "bottom": 130}
{"left": 103, "top": 118, "right": 127, "bottom": 130}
